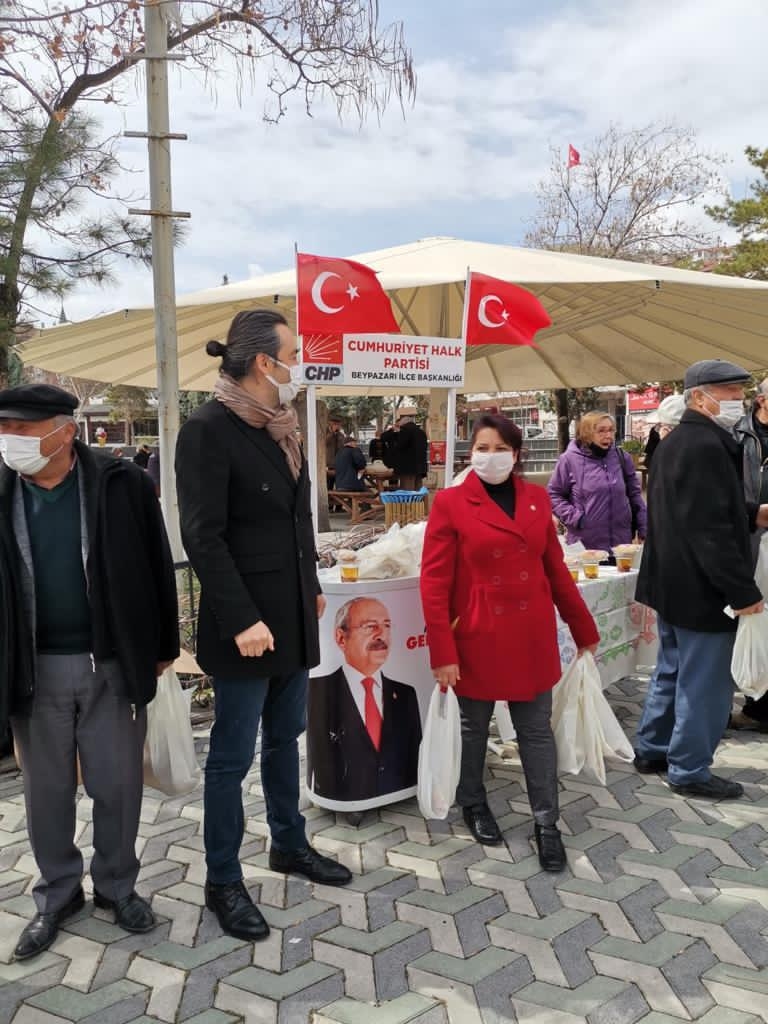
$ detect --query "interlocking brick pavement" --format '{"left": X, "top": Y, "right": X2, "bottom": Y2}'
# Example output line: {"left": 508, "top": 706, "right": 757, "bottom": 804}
{"left": 2, "top": 675, "right": 768, "bottom": 1023}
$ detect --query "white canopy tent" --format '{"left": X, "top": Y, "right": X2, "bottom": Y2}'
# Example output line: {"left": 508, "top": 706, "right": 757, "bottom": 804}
{"left": 20, "top": 236, "right": 768, "bottom": 393}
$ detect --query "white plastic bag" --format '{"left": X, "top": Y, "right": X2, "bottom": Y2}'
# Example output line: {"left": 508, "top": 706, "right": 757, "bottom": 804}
{"left": 755, "top": 533, "right": 768, "bottom": 598}
{"left": 417, "top": 686, "right": 461, "bottom": 819}
{"left": 143, "top": 667, "right": 201, "bottom": 796}
{"left": 731, "top": 609, "right": 768, "bottom": 699}
{"left": 356, "top": 524, "right": 416, "bottom": 579}
{"left": 550, "top": 653, "right": 634, "bottom": 785}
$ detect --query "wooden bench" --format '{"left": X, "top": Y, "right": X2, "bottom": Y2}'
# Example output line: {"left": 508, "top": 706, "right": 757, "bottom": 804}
{"left": 328, "top": 490, "right": 383, "bottom": 525}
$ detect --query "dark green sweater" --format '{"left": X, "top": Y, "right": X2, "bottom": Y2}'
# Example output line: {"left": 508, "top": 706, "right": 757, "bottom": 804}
{"left": 22, "top": 467, "right": 92, "bottom": 654}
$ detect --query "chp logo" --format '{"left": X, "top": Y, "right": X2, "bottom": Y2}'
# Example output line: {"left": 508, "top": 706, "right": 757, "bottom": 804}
{"left": 302, "top": 333, "right": 344, "bottom": 385}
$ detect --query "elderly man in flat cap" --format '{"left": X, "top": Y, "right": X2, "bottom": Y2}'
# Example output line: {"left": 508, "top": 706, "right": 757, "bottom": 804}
{"left": 0, "top": 384, "right": 179, "bottom": 959}
{"left": 634, "top": 360, "right": 768, "bottom": 799}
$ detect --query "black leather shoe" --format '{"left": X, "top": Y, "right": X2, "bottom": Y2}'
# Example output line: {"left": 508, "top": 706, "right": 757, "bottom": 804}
{"left": 13, "top": 886, "right": 85, "bottom": 961}
{"left": 534, "top": 824, "right": 567, "bottom": 872}
{"left": 669, "top": 775, "right": 744, "bottom": 800}
{"left": 462, "top": 804, "right": 503, "bottom": 846}
{"left": 205, "top": 880, "right": 269, "bottom": 941}
{"left": 268, "top": 846, "right": 352, "bottom": 886}
{"left": 93, "top": 890, "right": 155, "bottom": 933}
{"left": 633, "top": 754, "right": 668, "bottom": 774}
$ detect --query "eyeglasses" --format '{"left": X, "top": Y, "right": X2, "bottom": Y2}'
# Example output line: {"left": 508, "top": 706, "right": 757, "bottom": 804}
{"left": 345, "top": 620, "right": 391, "bottom": 635}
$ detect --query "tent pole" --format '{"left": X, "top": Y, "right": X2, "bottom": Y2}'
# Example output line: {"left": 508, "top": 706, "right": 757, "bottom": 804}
{"left": 144, "top": 0, "right": 184, "bottom": 559}
{"left": 444, "top": 388, "right": 457, "bottom": 486}
{"left": 306, "top": 384, "right": 319, "bottom": 538}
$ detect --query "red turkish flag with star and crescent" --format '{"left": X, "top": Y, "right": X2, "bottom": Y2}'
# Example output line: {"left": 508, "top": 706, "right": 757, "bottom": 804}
{"left": 464, "top": 272, "right": 552, "bottom": 347}
{"left": 567, "top": 143, "right": 581, "bottom": 168}
{"left": 296, "top": 253, "right": 400, "bottom": 347}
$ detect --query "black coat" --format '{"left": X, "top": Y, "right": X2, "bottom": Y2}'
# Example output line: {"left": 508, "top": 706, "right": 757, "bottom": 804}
{"left": 306, "top": 667, "right": 422, "bottom": 802}
{"left": 636, "top": 409, "right": 762, "bottom": 632}
{"left": 333, "top": 445, "right": 367, "bottom": 491}
{"left": 0, "top": 442, "right": 179, "bottom": 729}
{"left": 175, "top": 400, "right": 321, "bottom": 679}
{"left": 391, "top": 422, "right": 428, "bottom": 477}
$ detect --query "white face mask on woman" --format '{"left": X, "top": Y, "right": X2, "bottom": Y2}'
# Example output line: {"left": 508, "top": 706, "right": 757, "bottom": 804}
{"left": 0, "top": 423, "right": 67, "bottom": 476}
{"left": 265, "top": 359, "right": 303, "bottom": 405}
{"left": 471, "top": 450, "right": 516, "bottom": 484}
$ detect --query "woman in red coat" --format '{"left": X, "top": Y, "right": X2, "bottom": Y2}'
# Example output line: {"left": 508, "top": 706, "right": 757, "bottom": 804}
{"left": 420, "top": 414, "right": 599, "bottom": 870}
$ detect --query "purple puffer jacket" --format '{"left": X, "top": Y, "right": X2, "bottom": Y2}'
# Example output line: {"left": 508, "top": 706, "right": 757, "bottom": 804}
{"left": 547, "top": 441, "right": 647, "bottom": 550}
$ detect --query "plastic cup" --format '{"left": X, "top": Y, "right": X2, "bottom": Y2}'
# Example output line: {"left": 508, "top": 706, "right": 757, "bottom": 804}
{"left": 569, "top": 567, "right": 580, "bottom": 582}
{"left": 616, "top": 555, "right": 633, "bottom": 573}
{"left": 340, "top": 562, "right": 359, "bottom": 582}
{"left": 582, "top": 560, "right": 599, "bottom": 580}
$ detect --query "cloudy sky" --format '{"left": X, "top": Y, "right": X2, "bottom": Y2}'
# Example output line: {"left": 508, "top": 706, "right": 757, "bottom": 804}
{"left": 56, "top": 0, "right": 768, "bottom": 324}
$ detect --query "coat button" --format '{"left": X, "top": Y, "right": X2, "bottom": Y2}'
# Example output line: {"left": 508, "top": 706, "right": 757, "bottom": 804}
{"left": 492, "top": 575, "right": 501, "bottom": 585}
{"left": 520, "top": 571, "right": 529, "bottom": 581}
{"left": 261, "top": 482, "right": 270, "bottom": 492}
{"left": 298, "top": 550, "right": 304, "bottom": 559}
{"left": 494, "top": 605, "right": 504, "bottom": 615}
{"left": 493, "top": 548, "right": 503, "bottom": 559}
{"left": 519, "top": 544, "right": 527, "bottom": 553}
{"left": 519, "top": 601, "right": 528, "bottom": 610}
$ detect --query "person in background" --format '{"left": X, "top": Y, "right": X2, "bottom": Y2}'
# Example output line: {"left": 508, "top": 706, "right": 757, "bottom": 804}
{"left": 643, "top": 424, "right": 661, "bottom": 469}
{"left": 420, "top": 413, "right": 599, "bottom": 870}
{"left": 730, "top": 377, "right": 768, "bottom": 731}
{"left": 390, "top": 416, "right": 428, "bottom": 490}
{"left": 547, "top": 412, "right": 647, "bottom": 553}
{"left": 333, "top": 436, "right": 368, "bottom": 492}
{"left": 634, "top": 360, "right": 768, "bottom": 799}
{"left": 325, "top": 415, "right": 346, "bottom": 483}
{"left": 133, "top": 444, "right": 151, "bottom": 468}
{"left": 146, "top": 450, "right": 160, "bottom": 497}
{"left": 176, "top": 309, "right": 351, "bottom": 944}
{"left": 0, "top": 384, "right": 178, "bottom": 960}
{"left": 368, "top": 430, "right": 385, "bottom": 462}
{"left": 643, "top": 395, "right": 686, "bottom": 469}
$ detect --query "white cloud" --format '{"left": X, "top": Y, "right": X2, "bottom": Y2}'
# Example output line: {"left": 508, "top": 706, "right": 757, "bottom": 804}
{"left": 55, "top": 0, "right": 768, "bottom": 322}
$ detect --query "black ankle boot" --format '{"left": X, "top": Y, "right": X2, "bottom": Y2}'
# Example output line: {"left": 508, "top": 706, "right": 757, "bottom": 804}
{"left": 534, "top": 824, "right": 566, "bottom": 872}
{"left": 205, "top": 880, "right": 269, "bottom": 941}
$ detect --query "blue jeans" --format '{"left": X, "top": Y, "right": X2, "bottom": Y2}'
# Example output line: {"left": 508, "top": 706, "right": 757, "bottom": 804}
{"left": 635, "top": 617, "right": 736, "bottom": 786}
{"left": 204, "top": 670, "right": 308, "bottom": 884}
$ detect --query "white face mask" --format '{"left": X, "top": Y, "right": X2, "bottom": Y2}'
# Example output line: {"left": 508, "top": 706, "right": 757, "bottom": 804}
{"left": 471, "top": 450, "right": 516, "bottom": 484}
{"left": 702, "top": 391, "right": 744, "bottom": 430}
{"left": 265, "top": 359, "right": 302, "bottom": 405}
{"left": 0, "top": 423, "right": 67, "bottom": 476}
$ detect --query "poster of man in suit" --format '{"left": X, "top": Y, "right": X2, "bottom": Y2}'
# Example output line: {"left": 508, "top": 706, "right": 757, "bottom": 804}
{"left": 307, "top": 592, "right": 430, "bottom": 809}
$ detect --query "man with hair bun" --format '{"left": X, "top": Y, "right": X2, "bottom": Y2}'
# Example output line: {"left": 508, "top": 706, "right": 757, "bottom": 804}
{"left": 176, "top": 309, "right": 352, "bottom": 944}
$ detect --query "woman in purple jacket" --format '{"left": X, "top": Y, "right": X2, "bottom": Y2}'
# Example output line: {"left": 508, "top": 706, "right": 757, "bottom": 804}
{"left": 548, "top": 412, "right": 647, "bottom": 553}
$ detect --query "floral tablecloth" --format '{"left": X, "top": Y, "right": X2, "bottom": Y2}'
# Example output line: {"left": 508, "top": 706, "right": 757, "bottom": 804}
{"left": 557, "top": 567, "right": 658, "bottom": 687}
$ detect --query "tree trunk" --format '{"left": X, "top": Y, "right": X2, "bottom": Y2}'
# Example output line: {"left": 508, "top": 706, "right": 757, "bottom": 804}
{"left": 296, "top": 393, "right": 330, "bottom": 533}
{"left": 555, "top": 388, "right": 570, "bottom": 453}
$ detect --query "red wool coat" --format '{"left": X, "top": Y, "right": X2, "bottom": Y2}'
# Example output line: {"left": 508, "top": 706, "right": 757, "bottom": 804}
{"left": 420, "top": 472, "right": 599, "bottom": 702}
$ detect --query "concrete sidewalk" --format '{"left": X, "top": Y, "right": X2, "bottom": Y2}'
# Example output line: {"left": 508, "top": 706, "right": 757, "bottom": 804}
{"left": 1, "top": 674, "right": 768, "bottom": 1024}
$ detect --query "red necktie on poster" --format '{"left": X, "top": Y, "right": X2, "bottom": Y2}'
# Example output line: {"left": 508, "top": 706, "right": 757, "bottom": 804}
{"left": 361, "top": 676, "right": 382, "bottom": 751}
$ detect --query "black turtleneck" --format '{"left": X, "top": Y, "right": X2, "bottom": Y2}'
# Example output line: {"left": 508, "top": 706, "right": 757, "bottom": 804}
{"left": 480, "top": 477, "right": 516, "bottom": 519}
{"left": 588, "top": 443, "right": 610, "bottom": 458}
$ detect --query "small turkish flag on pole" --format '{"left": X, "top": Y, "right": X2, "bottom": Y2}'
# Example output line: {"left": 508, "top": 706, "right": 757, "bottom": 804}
{"left": 464, "top": 272, "right": 551, "bottom": 347}
{"left": 567, "top": 144, "right": 581, "bottom": 169}
{"left": 296, "top": 253, "right": 400, "bottom": 337}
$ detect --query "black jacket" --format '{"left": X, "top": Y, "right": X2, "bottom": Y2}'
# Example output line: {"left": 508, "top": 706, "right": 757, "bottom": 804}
{"left": 306, "top": 667, "right": 422, "bottom": 802}
{"left": 391, "top": 422, "right": 428, "bottom": 477}
{"left": 636, "top": 409, "right": 762, "bottom": 632}
{"left": 0, "top": 442, "right": 179, "bottom": 729}
{"left": 736, "top": 411, "right": 768, "bottom": 566}
{"left": 176, "top": 400, "right": 321, "bottom": 679}
{"left": 333, "top": 445, "right": 367, "bottom": 491}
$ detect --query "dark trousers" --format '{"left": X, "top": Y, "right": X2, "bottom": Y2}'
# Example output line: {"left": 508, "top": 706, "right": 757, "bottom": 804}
{"left": 12, "top": 653, "right": 146, "bottom": 914}
{"left": 456, "top": 691, "right": 558, "bottom": 827}
{"left": 204, "top": 669, "right": 308, "bottom": 884}
{"left": 743, "top": 693, "right": 768, "bottom": 722}
{"left": 397, "top": 474, "right": 423, "bottom": 491}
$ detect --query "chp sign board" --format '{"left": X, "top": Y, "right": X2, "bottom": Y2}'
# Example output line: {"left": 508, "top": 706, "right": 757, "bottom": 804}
{"left": 302, "top": 333, "right": 466, "bottom": 388}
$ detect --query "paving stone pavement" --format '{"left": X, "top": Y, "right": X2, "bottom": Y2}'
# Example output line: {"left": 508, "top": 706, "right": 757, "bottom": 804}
{"left": 2, "top": 675, "right": 768, "bottom": 1024}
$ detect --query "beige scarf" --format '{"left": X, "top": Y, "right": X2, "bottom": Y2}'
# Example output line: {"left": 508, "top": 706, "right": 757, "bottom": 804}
{"left": 213, "top": 374, "right": 302, "bottom": 481}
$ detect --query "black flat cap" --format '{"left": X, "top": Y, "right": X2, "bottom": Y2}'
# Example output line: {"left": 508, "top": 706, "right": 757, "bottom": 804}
{"left": 0, "top": 384, "right": 79, "bottom": 421}
{"left": 683, "top": 359, "right": 751, "bottom": 390}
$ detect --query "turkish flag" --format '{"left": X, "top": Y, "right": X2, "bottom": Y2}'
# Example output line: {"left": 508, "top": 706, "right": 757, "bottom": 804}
{"left": 296, "top": 253, "right": 400, "bottom": 336}
{"left": 464, "top": 272, "right": 551, "bottom": 347}
{"left": 567, "top": 143, "right": 581, "bottom": 168}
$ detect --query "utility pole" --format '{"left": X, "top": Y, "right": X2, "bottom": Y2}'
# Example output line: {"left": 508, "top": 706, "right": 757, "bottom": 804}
{"left": 127, "top": 0, "right": 189, "bottom": 560}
